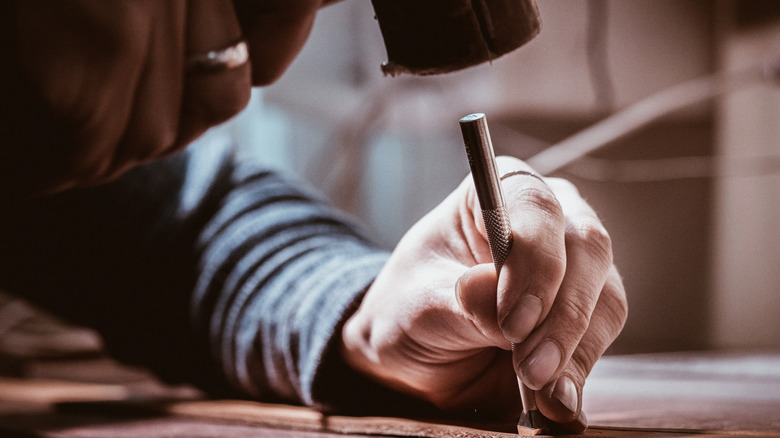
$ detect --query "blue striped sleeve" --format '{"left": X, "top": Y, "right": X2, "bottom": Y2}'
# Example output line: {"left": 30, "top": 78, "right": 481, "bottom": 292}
{"left": 0, "top": 132, "right": 390, "bottom": 409}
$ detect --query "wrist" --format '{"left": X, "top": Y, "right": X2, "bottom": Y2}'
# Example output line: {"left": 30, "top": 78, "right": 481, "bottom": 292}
{"left": 339, "top": 309, "right": 374, "bottom": 380}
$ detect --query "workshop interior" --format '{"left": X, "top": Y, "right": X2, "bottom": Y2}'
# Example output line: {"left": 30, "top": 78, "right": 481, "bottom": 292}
{"left": 1, "top": 0, "right": 779, "bottom": 435}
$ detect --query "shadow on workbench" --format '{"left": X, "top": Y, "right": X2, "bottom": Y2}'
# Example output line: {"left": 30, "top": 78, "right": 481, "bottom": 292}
{"left": 2, "top": 294, "right": 780, "bottom": 437}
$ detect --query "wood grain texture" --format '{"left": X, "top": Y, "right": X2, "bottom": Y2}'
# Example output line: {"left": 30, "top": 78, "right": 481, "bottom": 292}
{"left": 158, "top": 399, "right": 780, "bottom": 437}
{"left": 583, "top": 351, "right": 780, "bottom": 432}
{"left": 1, "top": 351, "right": 780, "bottom": 437}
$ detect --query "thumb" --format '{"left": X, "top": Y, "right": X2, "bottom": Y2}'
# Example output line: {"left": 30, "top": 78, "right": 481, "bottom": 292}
{"left": 455, "top": 263, "right": 511, "bottom": 349}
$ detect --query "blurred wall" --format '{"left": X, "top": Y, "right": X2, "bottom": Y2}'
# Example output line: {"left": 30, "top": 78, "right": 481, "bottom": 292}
{"left": 490, "top": 0, "right": 715, "bottom": 116}
{"left": 712, "top": 12, "right": 780, "bottom": 349}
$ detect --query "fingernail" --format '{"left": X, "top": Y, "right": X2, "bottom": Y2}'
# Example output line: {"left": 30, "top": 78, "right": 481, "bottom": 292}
{"left": 552, "top": 375, "right": 579, "bottom": 414}
{"left": 501, "top": 294, "right": 543, "bottom": 343}
{"left": 521, "top": 340, "right": 561, "bottom": 389}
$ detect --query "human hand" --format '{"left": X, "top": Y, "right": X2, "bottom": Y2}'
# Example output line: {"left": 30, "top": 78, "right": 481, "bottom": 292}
{"left": 340, "top": 156, "right": 627, "bottom": 422}
{"left": 6, "top": 0, "right": 330, "bottom": 195}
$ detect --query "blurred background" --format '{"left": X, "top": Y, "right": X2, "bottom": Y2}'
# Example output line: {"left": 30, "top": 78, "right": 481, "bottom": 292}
{"left": 2, "top": 0, "right": 779, "bottom": 375}
{"left": 229, "top": 0, "right": 780, "bottom": 354}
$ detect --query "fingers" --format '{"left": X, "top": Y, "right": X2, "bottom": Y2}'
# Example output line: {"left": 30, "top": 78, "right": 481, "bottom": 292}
{"left": 492, "top": 158, "right": 567, "bottom": 345}
{"left": 176, "top": 0, "right": 252, "bottom": 149}
{"left": 233, "top": 0, "right": 323, "bottom": 85}
{"left": 508, "top": 172, "right": 622, "bottom": 423}
{"left": 107, "top": 2, "right": 187, "bottom": 178}
{"left": 462, "top": 156, "right": 625, "bottom": 421}
{"left": 512, "top": 178, "right": 613, "bottom": 390}
{"left": 16, "top": 1, "right": 151, "bottom": 188}
{"left": 14, "top": 0, "right": 254, "bottom": 190}
{"left": 534, "top": 266, "right": 627, "bottom": 422}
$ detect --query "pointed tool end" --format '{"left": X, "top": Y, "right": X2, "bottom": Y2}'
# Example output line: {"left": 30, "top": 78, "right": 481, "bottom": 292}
{"left": 517, "top": 410, "right": 588, "bottom": 436}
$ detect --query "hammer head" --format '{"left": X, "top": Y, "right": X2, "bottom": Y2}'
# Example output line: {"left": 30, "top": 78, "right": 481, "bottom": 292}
{"left": 371, "top": 0, "right": 542, "bottom": 76}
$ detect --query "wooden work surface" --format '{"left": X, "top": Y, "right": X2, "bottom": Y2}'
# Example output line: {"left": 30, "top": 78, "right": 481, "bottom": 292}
{"left": 0, "top": 351, "right": 779, "bottom": 437}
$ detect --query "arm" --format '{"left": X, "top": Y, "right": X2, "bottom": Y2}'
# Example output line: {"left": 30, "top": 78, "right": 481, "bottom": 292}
{"left": 0, "top": 134, "right": 626, "bottom": 419}
{"left": 0, "top": 130, "right": 388, "bottom": 408}
{"left": 2, "top": 0, "right": 625, "bottom": 420}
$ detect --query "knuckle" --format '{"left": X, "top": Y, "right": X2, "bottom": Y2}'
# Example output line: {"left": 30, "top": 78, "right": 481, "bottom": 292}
{"left": 183, "top": 70, "right": 252, "bottom": 125}
{"left": 72, "top": 153, "right": 114, "bottom": 186}
{"left": 560, "top": 273, "right": 628, "bottom": 381}
{"left": 568, "top": 303, "right": 623, "bottom": 380}
{"left": 208, "top": 91, "right": 251, "bottom": 124}
{"left": 526, "top": 245, "right": 567, "bottom": 289}
{"left": 604, "top": 280, "right": 629, "bottom": 333}
{"left": 557, "top": 295, "right": 594, "bottom": 337}
{"left": 107, "top": 30, "right": 144, "bottom": 66}
{"left": 567, "top": 217, "right": 613, "bottom": 267}
{"left": 518, "top": 186, "right": 563, "bottom": 222}
{"left": 565, "top": 310, "right": 620, "bottom": 380}
{"left": 568, "top": 336, "right": 602, "bottom": 380}
{"left": 89, "top": 7, "right": 147, "bottom": 67}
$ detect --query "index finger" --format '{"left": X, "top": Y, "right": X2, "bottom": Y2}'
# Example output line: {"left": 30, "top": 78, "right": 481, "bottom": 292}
{"left": 494, "top": 156, "right": 567, "bottom": 345}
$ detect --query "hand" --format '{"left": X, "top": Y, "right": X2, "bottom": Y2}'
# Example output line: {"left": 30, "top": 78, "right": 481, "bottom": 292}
{"left": 6, "top": 0, "right": 331, "bottom": 195}
{"left": 340, "top": 156, "right": 627, "bottom": 421}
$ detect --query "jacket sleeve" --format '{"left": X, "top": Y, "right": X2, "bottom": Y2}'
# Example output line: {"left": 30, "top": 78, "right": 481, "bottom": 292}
{"left": 0, "top": 130, "right": 392, "bottom": 410}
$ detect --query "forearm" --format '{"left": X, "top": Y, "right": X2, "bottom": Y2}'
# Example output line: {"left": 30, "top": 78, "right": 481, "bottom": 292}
{"left": 192, "top": 186, "right": 389, "bottom": 403}
{"left": 0, "top": 131, "right": 388, "bottom": 406}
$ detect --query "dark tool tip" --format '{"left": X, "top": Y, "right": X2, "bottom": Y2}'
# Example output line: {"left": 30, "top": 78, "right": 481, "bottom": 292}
{"left": 517, "top": 409, "right": 588, "bottom": 436}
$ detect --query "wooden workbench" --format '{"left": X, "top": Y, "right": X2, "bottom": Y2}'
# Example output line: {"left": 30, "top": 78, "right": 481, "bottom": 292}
{"left": 0, "top": 351, "right": 779, "bottom": 437}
